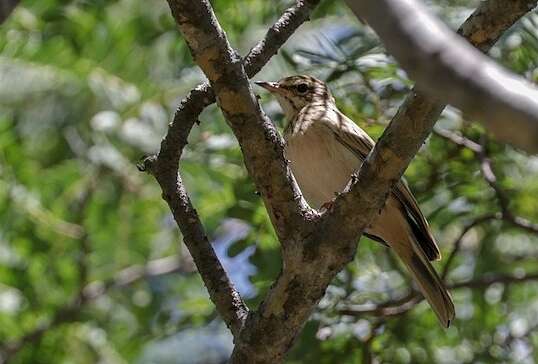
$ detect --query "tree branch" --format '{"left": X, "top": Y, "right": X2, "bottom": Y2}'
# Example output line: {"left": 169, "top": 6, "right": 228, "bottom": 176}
{"left": 149, "top": 0, "right": 321, "bottom": 242}
{"left": 139, "top": 160, "right": 248, "bottom": 336}
{"left": 339, "top": 292, "right": 421, "bottom": 318}
{"left": 441, "top": 214, "right": 498, "bottom": 280}
{"left": 159, "top": 0, "right": 536, "bottom": 362}
{"left": 82, "top": 255, "right": 188, "bottom": 300}
{"left": 339, "top": 270, "right": 538, "bottom": 318}
{"left": 0, "top": 0, "right": 18, "bottom": 24}
{"left": 164, "top": 0, "right": 314, "bottom": 243}
{"left": 141, "top": 0, "right": 320, "bottom": 338}
{"left": 155, "top": 0, "right": 320, "bottom": 167}
{"left": 345, "top": 0, "right": 538, "bottom": 153}
{"left": 433, "top": 127, "right": 482, "bottom": 154}
{"left": 433, "top": 128, "right": 538, "bottom": 235}
{"left": 450, "top": 271, "right": 538, "bottom": 289}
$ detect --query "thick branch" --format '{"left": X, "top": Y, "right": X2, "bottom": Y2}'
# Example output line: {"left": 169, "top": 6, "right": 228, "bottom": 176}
{"left": 162, "top": 0, "right": 535, "bottom": 362}
{"left": 156, "top": 0, "right": 320, "bottom": 167}
{"left": 157, "top": 1, "right": 318, "bottom": 243}
{"left": 230, "top": 2, "right": 537, "bottom": 363}
{"left": 145, "top": 0, "right": 320, "bottom": 338}
{"left": 325, "top": 0, "right": 537, "bottom": 243}
{"left": 165, "top": 0, "right": 314, "bottom": 243}
{"left": 441, "top": 214, "right": 498, "bottom": 280}
{"left": 345, "top": 0, "right": 538, "bottom": 153}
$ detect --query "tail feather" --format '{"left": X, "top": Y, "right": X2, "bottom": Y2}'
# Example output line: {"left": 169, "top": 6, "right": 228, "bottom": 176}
{"left": 396, "top": 243, "right": 455, "bottom": 327}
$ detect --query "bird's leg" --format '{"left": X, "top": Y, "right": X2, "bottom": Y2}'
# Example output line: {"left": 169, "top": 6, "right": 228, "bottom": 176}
{"left": 320, "top": 200, "right": 334, "bottom": 212}
{"left": 320, "top": 192, "right": 341, "bottom": 212}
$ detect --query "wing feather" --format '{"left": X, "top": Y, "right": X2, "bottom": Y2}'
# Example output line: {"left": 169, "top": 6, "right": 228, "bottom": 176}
{"left": 326, "top": 109, "right": 441, "bottom": 261}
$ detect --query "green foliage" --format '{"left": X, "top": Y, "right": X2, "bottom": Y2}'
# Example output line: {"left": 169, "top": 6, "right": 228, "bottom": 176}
{"left": 0, "top": 0, "right": 537, "bottom": 363}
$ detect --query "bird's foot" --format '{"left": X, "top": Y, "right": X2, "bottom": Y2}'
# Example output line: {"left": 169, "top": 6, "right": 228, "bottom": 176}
{"left": 320, "top": 200, "right": 335, "bottom": 212}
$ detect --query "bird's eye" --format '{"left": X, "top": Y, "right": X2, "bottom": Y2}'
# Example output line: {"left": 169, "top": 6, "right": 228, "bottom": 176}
{"left": 296, "top": 83, "right": 308, "bottom": 94}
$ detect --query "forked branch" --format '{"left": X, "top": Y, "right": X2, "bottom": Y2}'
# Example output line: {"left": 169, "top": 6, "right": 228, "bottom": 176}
{"left": 156, "top": 0, "right": 537, "bottom": 362}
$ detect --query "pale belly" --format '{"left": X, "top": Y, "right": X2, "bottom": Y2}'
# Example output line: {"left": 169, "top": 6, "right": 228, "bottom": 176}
{"left": 285, "top": 125, "right": 409, "bottom": 245}
{"left": 285, "top": 126, "right": 359, "bottom": 210}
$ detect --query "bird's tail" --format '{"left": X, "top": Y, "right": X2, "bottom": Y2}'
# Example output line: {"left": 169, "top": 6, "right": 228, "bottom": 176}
{"left": 394, "top": 241, "right": 455, "bottom": 328}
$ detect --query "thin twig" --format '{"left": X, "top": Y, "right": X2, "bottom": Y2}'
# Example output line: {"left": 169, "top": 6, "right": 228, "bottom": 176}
{"left": 449, "top": 271, "right": 538, "bottom": 289}
{"left": 441, "top": 213, "right": 499, "bottom": 280}
{"left": 339, "top": 270, "right": 538, "bottom": 318}
{"left": 433, "top": 129, "right": 538, "bottom": 237}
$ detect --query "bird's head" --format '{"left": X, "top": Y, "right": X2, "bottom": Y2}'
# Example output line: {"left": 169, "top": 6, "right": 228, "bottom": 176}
{"left": 256, "top": 75, "right": 334, "bottom": 120}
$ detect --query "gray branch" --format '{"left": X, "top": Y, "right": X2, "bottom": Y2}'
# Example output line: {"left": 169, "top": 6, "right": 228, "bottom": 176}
{"left": 156, "top": 0, "right": 321, "bottom": 168}
{"left": 325, "top": 0, "right": 537, "bottom": 247}
{"left": 155, "top": 0, "right": 318, "bottom": 242}
{"left": 160, "top": 0, "right": 536, "bottom": 362}
{"left": 345, "top": 0, "right": 538, "bottom": 153}
{"left": 143, "top": 0, "right": 320, "bottom": 339}
{"left": 165, "top": 0, "right": 314, "bottom": 244}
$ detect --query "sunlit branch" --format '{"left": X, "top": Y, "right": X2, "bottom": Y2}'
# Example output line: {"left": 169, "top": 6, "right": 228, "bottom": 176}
{"left": 433, "top": 128, "right": 482, "bottom": 154}
{"left": 140, "top": 0, "right": 321, "bottom": 339}
{"left": 151, "top": 0, "right": 537, "bottom": 362}
{"left": 156, "top": 0, "right": 320, "bottom": 166}
{"left": 346, "top": 0, "right": 538, "bottom": 153}
{"left": 164, "top": 0, "right": 313, "bottom": 241}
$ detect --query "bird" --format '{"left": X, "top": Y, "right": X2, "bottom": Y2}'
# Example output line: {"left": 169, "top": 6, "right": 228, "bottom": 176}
{"left": 255, "top": 75, "right": 455, "bottom": 327}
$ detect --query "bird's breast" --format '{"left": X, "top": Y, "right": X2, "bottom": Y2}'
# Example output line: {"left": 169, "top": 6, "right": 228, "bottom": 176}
{"left": 285, "top": 125, "right": 360, "bottom": 209}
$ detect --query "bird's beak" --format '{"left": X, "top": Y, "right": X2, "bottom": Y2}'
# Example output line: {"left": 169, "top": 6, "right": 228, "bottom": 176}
{"left": 255, "top": 81, "right": 281, "bottom": 94}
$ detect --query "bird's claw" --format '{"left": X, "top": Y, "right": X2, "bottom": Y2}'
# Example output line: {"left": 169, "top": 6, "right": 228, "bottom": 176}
{"left": 320, "top": 200, "right": 335, "bottom": 212}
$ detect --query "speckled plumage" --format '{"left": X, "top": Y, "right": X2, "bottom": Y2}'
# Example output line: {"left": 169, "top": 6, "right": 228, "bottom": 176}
{"left": 257, "top": 75, "right": 455, "bottom": 327}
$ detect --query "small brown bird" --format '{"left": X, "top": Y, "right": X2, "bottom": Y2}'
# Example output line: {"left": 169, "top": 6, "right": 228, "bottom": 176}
{"left": 256, "top": 75, "right": 455, "bottom": 327}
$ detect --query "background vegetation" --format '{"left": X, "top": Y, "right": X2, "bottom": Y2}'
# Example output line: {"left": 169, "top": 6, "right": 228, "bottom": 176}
{"left": 0, "top": 0, "right": 537, "bottom": 363}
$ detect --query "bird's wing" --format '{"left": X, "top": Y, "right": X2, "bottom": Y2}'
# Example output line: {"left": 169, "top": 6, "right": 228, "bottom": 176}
{"left": 392, "top": 181, "right": 441, "bottom": 260}
{"left": 323, "top": 109, "right": 441, "bottom": 261}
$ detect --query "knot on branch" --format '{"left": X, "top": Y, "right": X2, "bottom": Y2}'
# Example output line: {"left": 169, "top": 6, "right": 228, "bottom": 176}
{"left": 136, "top": 155, "right": 158, "bottom": 174}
